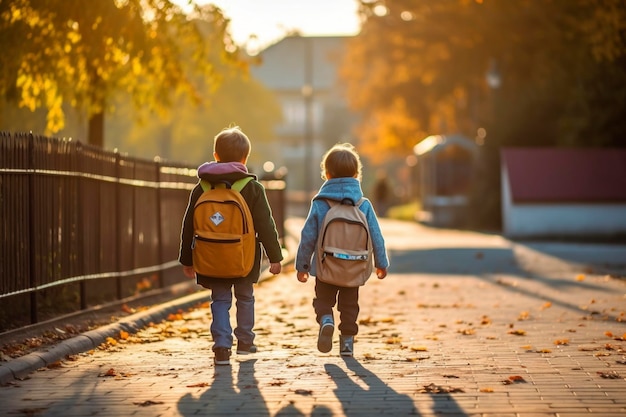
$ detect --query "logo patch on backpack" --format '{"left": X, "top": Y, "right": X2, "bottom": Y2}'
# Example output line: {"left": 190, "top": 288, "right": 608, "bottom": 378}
{"left": 210, "top": 212, "right": 225, "bottom": 226}
{"left": 192, "top": 177, "right": 256, "bottom": 278}
{"left": 315, "top": 198, "right": 373, "bottom": 287}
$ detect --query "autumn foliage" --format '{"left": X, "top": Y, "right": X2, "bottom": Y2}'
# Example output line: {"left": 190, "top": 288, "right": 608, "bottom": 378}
{"left": 340, "top": 0, "right": 626, "bottom": 163}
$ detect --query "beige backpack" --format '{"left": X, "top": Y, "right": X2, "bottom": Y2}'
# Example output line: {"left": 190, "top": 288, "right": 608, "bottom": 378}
{"left": 315, "top": 198, "right": 373, "bottom": 287}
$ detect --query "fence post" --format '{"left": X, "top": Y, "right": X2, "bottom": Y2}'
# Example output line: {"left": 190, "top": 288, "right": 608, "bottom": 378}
{"left": 77, "top": 142, "right": 87, "bottom": 311}
{"left": 155, "top": 158, "right": 164, "bottom": 289}
{"left": 27, "top": 133, "right": 37, "bottom": 324}
{"left": 115, "top": 151, "right": 122, "bottom": 300}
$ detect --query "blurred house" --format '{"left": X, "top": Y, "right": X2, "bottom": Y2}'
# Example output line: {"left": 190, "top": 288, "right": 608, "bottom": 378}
{"left": 501, "top": 148, "right": 626, "bottom": 239}
{"left": 413, "top": 134, "right": 478, "bottom": 227}
{"left": 250, "top": 35, "right": 356, "bottom": 195}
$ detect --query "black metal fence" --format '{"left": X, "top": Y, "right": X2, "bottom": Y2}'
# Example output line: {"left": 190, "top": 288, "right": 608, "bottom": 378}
{"left": 0, "top": 132, "right": 198, "bottom": 331}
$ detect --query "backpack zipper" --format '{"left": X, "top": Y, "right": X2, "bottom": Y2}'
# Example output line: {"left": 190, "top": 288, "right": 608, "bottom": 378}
{"left": 193, "top": 234, "right": 241, "bottom": 245}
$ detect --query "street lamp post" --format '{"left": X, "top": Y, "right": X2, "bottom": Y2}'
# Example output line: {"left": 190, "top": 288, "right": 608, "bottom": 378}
{"left": 485, "top": 58, "right": 501, "bottom": 144}
{"left": 301, "top": 83, "right": 313, "bottom": 197}
{"left": 302, "top": 37, "right": 314, "bottom": 197}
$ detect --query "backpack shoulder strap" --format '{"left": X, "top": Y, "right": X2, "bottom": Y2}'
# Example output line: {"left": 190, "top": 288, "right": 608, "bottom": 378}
{"left": 199, "top": 179, "right": 210, "bottom": 192}
{"left": 232, "top": 176, "right": 254, "bottom": 192}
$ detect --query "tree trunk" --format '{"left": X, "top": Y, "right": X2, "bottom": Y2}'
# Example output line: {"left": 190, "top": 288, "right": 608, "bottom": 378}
{"left": 88, "top": 111, "right": 104, "bottom": 147}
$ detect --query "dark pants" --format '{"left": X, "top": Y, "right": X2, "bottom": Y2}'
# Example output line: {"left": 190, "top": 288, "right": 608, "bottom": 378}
{"left": 313, "top": 278, "right": 360, "bottom": 336}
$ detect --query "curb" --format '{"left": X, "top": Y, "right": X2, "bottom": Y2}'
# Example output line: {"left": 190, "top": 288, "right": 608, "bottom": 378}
{"left": 0, "top": 237, "right": 298, "bottom": 385}
{"left": 0, "top": 290, "right": 212, "bottom": 385}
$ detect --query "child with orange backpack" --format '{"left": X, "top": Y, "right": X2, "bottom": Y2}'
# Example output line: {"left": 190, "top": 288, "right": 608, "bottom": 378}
{"left": 179, "top": 126, "right": 283, "bottom": 365}
{"left": 296, "top": 143, "right": 389, "bottom": 356}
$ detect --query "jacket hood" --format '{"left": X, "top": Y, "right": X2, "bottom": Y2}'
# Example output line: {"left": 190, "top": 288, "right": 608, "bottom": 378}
{"left": 313, "top": 177, "right": 363, "bottom": 204}
{"left": 197, "top": 161, "right": 256, "bottom": 184}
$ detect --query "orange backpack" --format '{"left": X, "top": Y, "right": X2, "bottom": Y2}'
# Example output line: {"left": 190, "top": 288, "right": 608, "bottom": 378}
{"left": 192, "top": 177, "right": 255, "bottom": 278}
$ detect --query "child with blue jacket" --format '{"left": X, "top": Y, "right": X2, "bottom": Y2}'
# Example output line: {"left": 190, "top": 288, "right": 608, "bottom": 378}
{"left": 296, "top": 143, "right": 389, "bottom": 356}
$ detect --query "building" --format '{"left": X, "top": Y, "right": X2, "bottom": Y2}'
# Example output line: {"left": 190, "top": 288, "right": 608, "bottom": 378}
{"left": 250, "top": 35, "right": 356, "bottom": 195}
{"left": 500, "top": 148, "right": 626, "bottom": 239}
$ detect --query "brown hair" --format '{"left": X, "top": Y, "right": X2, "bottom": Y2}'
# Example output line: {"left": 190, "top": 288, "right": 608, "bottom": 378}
{"left": 320, "top": 143, "right": 362, "bottom": 181}
{"left": 214, "top": 126, "right": 251, "bottom": 162}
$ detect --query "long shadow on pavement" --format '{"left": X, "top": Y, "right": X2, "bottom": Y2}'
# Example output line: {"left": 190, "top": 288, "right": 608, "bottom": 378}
{"left": 325, "top": 359, "right": 460, "bottom": 416}
{"left": 177, "top": 359, "right": 269, "bottom": 416}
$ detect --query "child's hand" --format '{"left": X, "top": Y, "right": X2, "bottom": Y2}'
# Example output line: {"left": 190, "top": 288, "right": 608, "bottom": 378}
{"left": 376, "top": 268, "right": 387, "bottom": 280}
{"left": 269, "top": 262, "right": 282, "bottom": 275}
{"left": 297, "top": 271, "right": 309, "bottom": 283}
{"left": 182, "top": 265, "right": 195, "bottom": 279}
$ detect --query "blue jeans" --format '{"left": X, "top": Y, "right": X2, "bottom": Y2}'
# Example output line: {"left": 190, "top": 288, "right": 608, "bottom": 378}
{"left": 209, "top": 280, "right": 255, "bottom": 349}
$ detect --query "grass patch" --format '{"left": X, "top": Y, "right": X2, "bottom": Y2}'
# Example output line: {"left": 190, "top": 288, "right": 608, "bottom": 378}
{"left": 387, "top": 200, "right": 421, "bottom": 221}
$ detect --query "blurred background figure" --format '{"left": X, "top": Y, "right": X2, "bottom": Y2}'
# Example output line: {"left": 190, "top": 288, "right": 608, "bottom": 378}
{"left": 372, "top": 169, "right": 392, "bottom": 217}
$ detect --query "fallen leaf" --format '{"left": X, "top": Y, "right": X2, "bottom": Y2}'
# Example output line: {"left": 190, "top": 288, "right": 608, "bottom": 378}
{"left": 554, "top": 339, "right": 569, "bottom": 346}
{"left": 410, "top": 346, "right": 428, "bottom": 352}
{"left": 418, "top": 383, "right": 464, "bottom": 394}
{"left": 269, "top": 378, "right": 287, "bottom": 386}
{"left": 576, "top": 274, "right": 586, "bottom": 281}
{"left": 99, "top": 368, "right": 117, "bottom": 377}
{"left": 508, "top": 329, "right": 526, "bottom": 336}
{"left": 133, "top": 400, "right": 164, "bottom": 406}
{"left": 121, "top": 304, "right": 135, "bottom": 314}
{"left": 479, "top": 387, "right": 494, "bottom": 393}
{"left": 187, "top": 382, "right": 210, "bottom": 388}
{"left": 597, "top": 371, "right": 621, "bottom": 379}
{"left": 294, "top": 389, "right": 313, "bottom": 395}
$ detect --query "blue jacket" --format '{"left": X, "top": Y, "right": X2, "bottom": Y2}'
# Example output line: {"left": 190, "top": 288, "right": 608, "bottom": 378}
{"left": 296, "top": 177, "right": 390, "bottom": 276}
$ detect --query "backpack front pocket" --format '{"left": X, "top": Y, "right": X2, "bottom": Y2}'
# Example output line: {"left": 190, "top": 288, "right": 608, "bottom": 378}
{"left": 192, "top": 232, "right": 247, "bottom": 278}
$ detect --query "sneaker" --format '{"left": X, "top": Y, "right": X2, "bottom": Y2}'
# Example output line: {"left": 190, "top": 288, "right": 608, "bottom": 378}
{"left": 213, "top": 347, "right": 231, "bottom": 365}
{"left": 317, "top": 314, "right": 334, "bottom": 353}
{"left": 339, "top": 335, "right": 354, "bottom": 357}
{"left": 236, "top": 342, "right": 257, "bottom": 355}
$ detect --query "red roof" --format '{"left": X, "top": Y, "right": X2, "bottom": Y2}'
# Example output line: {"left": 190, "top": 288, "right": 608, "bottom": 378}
{"left": 501, "top": 148, "right": 626, "bottom": 202}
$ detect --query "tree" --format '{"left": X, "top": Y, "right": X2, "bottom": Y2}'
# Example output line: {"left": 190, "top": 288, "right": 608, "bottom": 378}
{"left": 340, "top": 0, "right": 626, "bottom": 164}
{"left": 340, "top": 0, "right": 626, "bottom": 229}
{"left": 106, "top": 26, "right": 283, "bottom": 169}
{"left": 0, "top": 0, "right": 243, "bottom": 147}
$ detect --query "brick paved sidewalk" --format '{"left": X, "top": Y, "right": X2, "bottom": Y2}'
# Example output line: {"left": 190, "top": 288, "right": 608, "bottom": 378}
{"left": 0, "top": 219, "right": 625, "bottom": 416}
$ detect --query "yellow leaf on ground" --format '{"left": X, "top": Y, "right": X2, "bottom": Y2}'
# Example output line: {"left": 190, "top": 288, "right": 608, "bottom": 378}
{"left": 410, "top": 346, "right": 428, "bottom": 352}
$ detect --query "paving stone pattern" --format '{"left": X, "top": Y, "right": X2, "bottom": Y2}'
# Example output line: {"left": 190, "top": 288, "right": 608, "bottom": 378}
{"left": 0, "top": 219, "right": 625, "bottom": 416}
